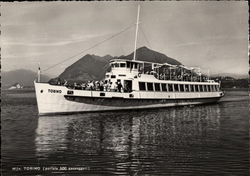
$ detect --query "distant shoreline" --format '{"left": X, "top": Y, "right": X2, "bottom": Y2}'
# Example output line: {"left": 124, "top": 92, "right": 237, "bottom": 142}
{"left": 223, "top": 88, "right": 248, "bottom": 91}
{"left": 2, "top": 88, "right": 35, "bottom": 94}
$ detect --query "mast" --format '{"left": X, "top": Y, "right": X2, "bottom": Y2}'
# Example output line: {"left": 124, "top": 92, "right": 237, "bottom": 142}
{"left": 133, "top": 5, "right": 140, "bottom": 61}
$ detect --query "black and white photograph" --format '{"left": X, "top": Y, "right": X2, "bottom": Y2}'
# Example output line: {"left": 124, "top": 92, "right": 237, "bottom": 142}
{"left": 1, "top": 1, "right": 249, "bottom": 175}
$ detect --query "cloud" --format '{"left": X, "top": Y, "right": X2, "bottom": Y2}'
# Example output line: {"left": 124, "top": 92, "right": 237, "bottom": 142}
{"left": 3, "top": 40, "right": 84, "bottom": 47}
{"left": 1, "top": 33, "right": 112, "bottom": 47}
{"left": 2, "top": 52, "right": 44, "bottom": 59}
{"left": 169, "top": 35, "right": 246, "bottom": 48}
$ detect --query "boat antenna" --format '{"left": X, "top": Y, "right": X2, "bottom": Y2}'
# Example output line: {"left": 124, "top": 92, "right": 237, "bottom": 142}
{"left": 133, "top": 4, "right": 140, "bottom": 61}
{"left": 37, "top": 62, "right": 41, "bottom": 82}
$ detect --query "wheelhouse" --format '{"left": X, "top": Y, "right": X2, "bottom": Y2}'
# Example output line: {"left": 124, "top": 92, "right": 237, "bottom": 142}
{"left": 109, "top": 59, "right": 144, "bottom": 72}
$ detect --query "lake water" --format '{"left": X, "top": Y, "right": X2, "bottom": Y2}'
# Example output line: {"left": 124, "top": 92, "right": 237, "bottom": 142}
{"left": 1, "top": 90, "right": 249, "bottom": 175}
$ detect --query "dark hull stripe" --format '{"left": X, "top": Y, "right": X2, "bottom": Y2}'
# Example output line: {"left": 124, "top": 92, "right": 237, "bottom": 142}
{"left": 64, "top": 95, "right": 222, "bottom": 107}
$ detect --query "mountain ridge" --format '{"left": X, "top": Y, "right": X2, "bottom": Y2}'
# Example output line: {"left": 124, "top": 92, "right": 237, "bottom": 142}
{"left": 117, "top": 46, "right": 181, "bottom": 65}
{"left": 58, "top": 46, "right": 182, "bottom": 82}
{"left": 2, "top": 69, "right": 50, "bottom": 88}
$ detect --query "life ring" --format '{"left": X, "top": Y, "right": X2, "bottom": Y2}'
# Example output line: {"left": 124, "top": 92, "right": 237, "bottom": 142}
{"left": 138, "top": 73, "right": 141, "bottom": 78}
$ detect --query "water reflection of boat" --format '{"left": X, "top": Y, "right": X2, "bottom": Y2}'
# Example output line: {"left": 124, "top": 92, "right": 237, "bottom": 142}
{"left": 35, "top": 106, "right": 221, "bottom": 173}
{"left": 35, "top": 116, "right": 70, "bottom": 157}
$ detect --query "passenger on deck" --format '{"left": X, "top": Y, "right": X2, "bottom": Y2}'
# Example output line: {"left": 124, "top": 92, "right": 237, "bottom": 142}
{"left": 81, "top": 83, "right": 86, "bottom": 90}
{"left": 99, "top": 81, "right": 104, "bottom": 91}
{"left": 117, "top": 81, "right": 123, "bottom": 92}
{"left": 107, "top": 81, "right": 111, "bottom": 92}
{"left": 74, "top": 82, "right": 77, "bottom": 89}
{"left": 103, "top": 80, "right": 108, "bottom": 91}
{"left": 89, "top": 81, "right": 94, "bottom": 90}
{"left": 159, "top": 73, "right": 164, "bottom": 80}
{"left": 95, "top": 81, "right": 100, "bottom": 91}
{"left": 111, "top": 82, "right": 116, "bottom": 92}
{"left": 64, "top": 80, "right": 68, "bottom": 86}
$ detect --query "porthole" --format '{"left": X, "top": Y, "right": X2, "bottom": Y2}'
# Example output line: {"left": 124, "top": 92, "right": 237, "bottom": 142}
{"left": 40, "top": 90, "right": 43, "bottom": 93}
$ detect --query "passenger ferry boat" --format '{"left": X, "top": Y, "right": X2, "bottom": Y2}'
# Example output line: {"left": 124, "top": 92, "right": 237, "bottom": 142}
{"left": 34, "top": 5, "right": 224, "bottom": 115}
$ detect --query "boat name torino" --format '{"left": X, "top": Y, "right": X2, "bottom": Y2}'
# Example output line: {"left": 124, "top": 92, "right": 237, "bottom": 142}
{"left": 48, "top": 89, "right": 62, "bottom": 94}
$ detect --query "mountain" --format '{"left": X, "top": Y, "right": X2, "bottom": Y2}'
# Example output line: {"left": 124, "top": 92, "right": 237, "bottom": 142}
{"left": 58, "top": 54, "right": 112, "bottom": 82}
{"left": 118, "top": 46, "right": 182, "bottom": 65}
{"left": 57, "top": 46, "right": 181, "bottom": 82}
{"left": 2, "top": 69, "right": 50, "bottom": 88}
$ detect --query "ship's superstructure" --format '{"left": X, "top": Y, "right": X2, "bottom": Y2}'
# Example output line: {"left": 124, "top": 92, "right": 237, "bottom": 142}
{"left": 35, "top": 58, "right": 224, "bottom": 115}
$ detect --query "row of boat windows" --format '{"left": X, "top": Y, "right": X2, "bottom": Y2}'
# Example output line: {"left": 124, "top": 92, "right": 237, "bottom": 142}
{"left": 139, "top": 82, "right": 220, "bottom": 92}
{"left": 111, "top": 62, "right": 140, "bottom": 69}
{"left": 106, "top": 75, "right": 126, "bottom": 79}
{"left": 111, "top": 63, "right": 126, "bottom": 68}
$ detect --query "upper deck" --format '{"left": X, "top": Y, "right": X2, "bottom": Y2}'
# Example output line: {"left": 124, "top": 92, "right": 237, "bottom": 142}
{"left": 107, "top": 59, "right": 215, "bottom": 84}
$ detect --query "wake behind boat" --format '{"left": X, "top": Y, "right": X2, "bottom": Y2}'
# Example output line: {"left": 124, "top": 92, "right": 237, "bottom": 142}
{"left": 34, "top": 5, "right": 224, "bottom": 116}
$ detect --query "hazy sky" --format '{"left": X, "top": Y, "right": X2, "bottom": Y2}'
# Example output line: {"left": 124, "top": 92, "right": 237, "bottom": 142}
{"left": 1, "top": 1, "right": 248, "bottom": 77}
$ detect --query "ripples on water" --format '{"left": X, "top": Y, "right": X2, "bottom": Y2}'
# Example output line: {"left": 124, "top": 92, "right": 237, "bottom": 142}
{"left": 1, "top": 90, "right": 249, "bottom": 175}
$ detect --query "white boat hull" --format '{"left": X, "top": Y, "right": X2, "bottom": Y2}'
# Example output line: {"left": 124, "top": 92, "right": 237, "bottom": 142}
{"left": 34, "top": 82, "right": 224, "bottom": 116}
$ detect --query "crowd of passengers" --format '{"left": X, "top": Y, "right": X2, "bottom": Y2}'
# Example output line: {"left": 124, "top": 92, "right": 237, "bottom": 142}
{"left": 55, "top": 79, "right": 126, "bottom": 92}
{"left": 142, "top": 66, "right": 208, "bottom": 82}
{"left": 156, "top": 73, "right": 208, "bottom": 82}
{"left": 142, "top": 71, "right": 208, "bottom": 82}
